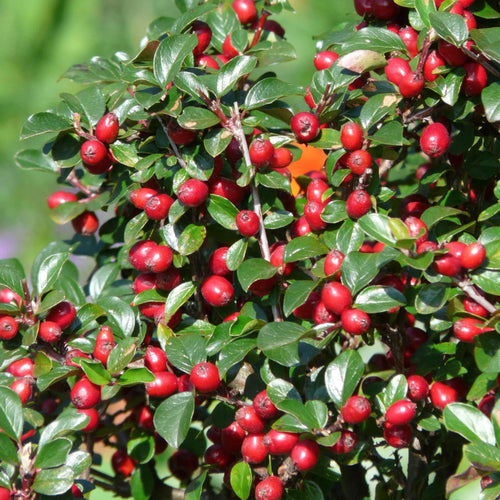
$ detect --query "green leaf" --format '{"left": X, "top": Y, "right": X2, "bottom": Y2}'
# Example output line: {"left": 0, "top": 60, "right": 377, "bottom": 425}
{"left": 37, "top": 366, "right": 78, "bottom": 391}
{"left": 0, "top": 387, "right": 23, "bottom": 441}
{"left": 283, "top": 281, "right": 318, "bottom": 317}
{"left": 336, "top": 220, "right": 364, "bottom": 255}
{"left": 470, "top": 27, "right": 500, "bottom": 64}
{"left": 230, "top": 462, "right": 252, "bottom": 500}
{"left": 98, "top": 296, "right": 136, "bottom": 337}
{"left": 48, "top": 201, "right": 85, "bottom": 225}
{"left": 185, "top": 471, "right": 208, "bottom": 500}
{"left": 218, "top": 338, "right": 256, "bottom": 377}
{"left": 256, "top": 170, "right": 291, "bottom": 192}
{"left": 245, "top": 77, "right": 303, "bottom": 110}
{"left": 226, "top": 238, "right": 248, "bottom": 271}
{"left": 359, "top": 94, "right": 399, "bottom": 132}
{"left": 76, "top": 86, "right": 106, "bottom": 127}
{"left": 337, "top": 49, "right": 387, "bottom": 73}
{"left": 0, "top": 258, "right": 26, "bottom": 297}
{"left": 433, "top": 69, "right": 465, "bottom": 106}
{"left": 178, "top": 224, "right": 207, "bottom": 256}
{"left": 415, "top": 284, "right": 448, "bottom": 314}
{"left": 341, "top": 252, "right": 379, "bottom": 295}
{"left": 325, "top": 350, "right": 365, "bottom": 408}
{"left": 15, "top": 149, "right": 59, "bottom": 172}
{"left": 131, "top": 464, "right": 154, "bottom": 500}
{"left": 267, "top": 378, "right": 302, "bottom": 404}
{"left": 420, "top": 206, "right": 466, "bottom": 228}
{"left": 381, "top": 374, "right": 408, "bottom": 411}
{"left": 216, "top": 55, "right": 257, "bottom": 97}
{"left": 80, "top": 359, "right": 112, "bottom": 385}
{"left": 321, "top": 200, "right": 348, "bottom": 224}
{"left": 341, "top": 27, "right": 407, "bottom": 54}
{"left": 128, "top": 435, "right": 155, "bottom": 464}
{"left": 0, "top": 432, "right": 19, "bottom": 465}
{"left": 355, "top": 285, "right": 406, "bottom": 313}
{"left": 21, "top": 112, "right": 72, "bottom": 140}
{"left": 482, "top": 82, "right": 500, "bottom": 123}
{"left": 429, "top": 11, "right": 469, "bottom": 45}
{"left": 124, "top": 211, "right": 149, "bottom": 245}
{"left": 237, "top": 258, "right": 277, "bottom": 292}
{"left": 475, "top": 332, "right": 500, "bottom": 374}
{"left": 465, "top": 441, "right": 500, "bottom": 472}
{"left": 171, "top": 3, "right": 216, "bottom": 34}
{"left": 371, "top": 121, "right": 409, "bottom": 146}
{"left": 204, "top": 128, "right": 233, "bottom": 157}
{"left": 414, "top": 0, "right": 436, "bottom": 27}
{"left": 154, "top": 392, "right": 194, "bottom": 448}
{"left": 166, "top": 333, "right": 207, "bottom": 373}
{"left": 444, "top": 402, "right": 496, "bottom": 445}
{"left": 118, "top": 367, "right": 156, "bottom": 385}
{"left": 32, "top": 465, "right": 74, "bottom": 496}
{"left": 248, "top": 40, "right": 297, "bottom": 66}
{"left": 178, "top": 107, "right": 220, "bottom": 129}
{"left": 257, "top": 322, "right": 307, "bottom": 366}
{"left": 206, "top": 194, "right": 239, "bottom": 230}
{"left": 153, "top": 33, "right": 198, "bottom": 88}
{"left": 283, "top": 234, "right": 329, "bottom": 263}
{"left": 164, "top": 282, "right": 196, "bottom": 322}
{"left": 358, "top": 213, "right": 396, "bottom": 246}
{"left": 89, "top": 263, "right": 120, "bottom": 301}
{"left": 472, "top": 269, "right": 500, "bottom": 296}
{"left": 32, "top": 251, "right": 69, "bottom": 296}
{"left": 35, "top": 438, "right": 72, "bottom": 469}
{"left": 107, "top": 338, "right": 137, "bottom": 375}
{"left": 264, "top": 210, "right": 294, "bottom": 230}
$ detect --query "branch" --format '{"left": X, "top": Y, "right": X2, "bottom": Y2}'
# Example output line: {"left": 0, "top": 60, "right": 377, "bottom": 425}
{"left": 72, "top": 113, "right": 95, "bottom": 140}
{"left": 455, "top": 279, "right": 497, "bottom": 315}
{"left": 462, "top": 46, "right": 500, "bottom": 81}
{"left": 67, "top": 170, "right": 93, "bottom": 196}
{"left": 250, "top": 10, "right": 270, "bottom": 48}
{"left": 416, "top": 29, "right": 435, "bottom": 75}
{"left": 159, "top": 117, "right": 189, "bottom": 170}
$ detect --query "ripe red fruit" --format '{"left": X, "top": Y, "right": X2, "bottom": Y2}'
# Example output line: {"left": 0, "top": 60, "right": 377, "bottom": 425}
{"left": 324, "top": 249, "right": 344, "bottom": 278}
{"left": 0, "top": 488, "right": 11, "bottom": 500}
{"left": 112, "top": 450, "right": 136, "bottom": 477}
{"left": 204, "top": 444, "right": 233, "bottom": 469}
{"left": 70, "top": 378, "right": 101, "bottom": 409}
{"left": 235, "top": 405, "right": 266, "bottom": 434}
{"left": 10, "top": 378, "right": 32, "bottom": 404}
{"left": 270, "top": 147, "right": 293, "bottom": 169}
{"left": 253, "top": 389, "right": 280, "bottom": 420}
{"left": 341, "top": 122, "right": 364, "bottom": 151}
{"left": 460, "top": 242, "right": 486, "bottom": 269}
{"left": 304, "top": 201, "right": 327, "bottom": 231}
{"left": 255, "top": 476, "right": 284, "bottom": 500}
{"left": 210, "top": 177, "right": 244, "bottom": 205}
{"left": 384, "top": 422, "right": 412, "bottom": 448}
{"left": 241, "top": 434, "right": 268, "bottom": 463}
{"left": 191, "top": 20, "right": 212, "bottom": 55}
{"left": 78, "top": 408, "right": 100, "bottom": 432}
{"left": 438, "top": 40, "right": 468, "bottom": 67}
{"left": 46, "top": 301, "right": 76, "bottom": 329}
{"left": 290, "top": 112, "right": 320, "bottom": 143}
{"left": 354, "top": 0, "right": 373, "bottom": 15}
{"left": 341, "top": 308, "right": 371, "bottom": 335}
{"left": 144, "top": 346, "right": 168, "bottom": 373}
{"left": 39, "top": 321, "right": 63, "bottom": 343}
{"left": 249, "top": 138, "right": 275, "bottom": 168}
{"left": 346, "top": 149, "right": 372, "bottom": 175}
{"left": 371, "top": 0, "right": 400, "bottom": 20}
{"left": 146, "top": 371, "right": 178, "bottom": 397}
{"left": 220, "top": 421, "right": 246, "bottom": 453}
{"left": 399, "top": 71, "right": 425, "bottom": 98}
{"left": 314, "top": 50, "right": 339, "bottom": 70}
{"left": 156, "top": 268, "right": 182, "bottom": 291}
{"left": 72, "top": 211, "right": 99, "bottom": 236}
{"left": 453, "top": 317, "right": 484, "bottom": 343}
{"left": 201, "top": 275, "right": 234, "bottom": 307}
{"left": 93, "top": 325, "right": 115, "bottom": 366}
{"left": 65, "top": 349, "right": 90, "bottom": 368}
{"left": 167, "top": 121, "right": 197, "bottom": 145}
{"left": 328, "top": 429, "right": 358, "bottom": 454}
{"left": 209, "top": 247, "right": 231, "bottom": 276}
{"left": 80, "top": 140, "right": 111, "bottom": 174}
{"left": 430, "top": 381, "right": 458, "bottom": 410}
{"left": 322, "top": 282, "right": 353, "bottom": 316}
{"left": 463, "top": 296, "right": 488, "bottom": 317}
{"left": 8, "top": 358, "right": 34, "bottom": 378}
{"left": 178, "top": 179, "right": 209, "bottom": 207}
{"left": 232, "top": 0, "right": 258, "bottom": 24}
{"left": 196, "top": 54, "right": 219, "bottom": 69}
{"left": 407, "top": 375, "right": 430, "bottom": 401}
{"left": 264, "top": 429, "right": 299, "bottom": 455}
{"left": 129, "top": 188, "right": 157, "bottom": 209}
{"left": 95, "top": 113, "right": 119, "bottom": 144}
{"left": 404, "top": 216, "right": 428, "bottom": 246}
{"left": 293, "top": 291, "right": 320, "bottom": 320}
{"left": 236, "top": 210, "right": 260, "bottom": 237}
{"left": 222, "top": 33, "right": 240, "bottom": 59}
{"left": 385, "top": 399, "right": 417, "bottom": 425}
{"left": 346, "top": 189, "right": 371, "bottom": 219}
{"left": 290, "top": 439, "right": 320, "bottom": 471}
{"left": 462, "top": 62, "right": 487, "bottom": 96}
{"left": 0, "top": 316, "right": 18, "bottom": 340}
{"left": 423, "top": 50, "right": 446, "bottom": 82}
{"left": 306, "top": 178, "right": 330, "bottom": 204}
{"left": 341, "top": 395, "right": 371, "bottom": 424}
{"left": 47, "top": 190, "right": 78, "bottom": 209}
{"left": 433, "top": 253, "right": 462, "bottom": 277}
{"left": 144, "top": 245, "right": 173, "bottom": 273}
{"left": 169, "top": 449, "right": 199, "bottom": 481}
{"left": 144, "top": 193, "right": 174, "bottom": 220}
{"left": 129, "top": 240, "right": 157, "bottom": 272}
{"left": 190, "top": 362, "right": 220, "bottom": 392}
{"left": 420, "top": 122, "right": 450, "bottom": 158}
{"left": 399, "top": 26, "right": 418, "bottom": 58}
{"left": 385, "top": 57, "right": 411, "bottom": 85}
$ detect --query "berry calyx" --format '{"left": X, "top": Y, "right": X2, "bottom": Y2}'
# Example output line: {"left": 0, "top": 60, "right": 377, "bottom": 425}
{"left": 80, "top": 140, "right": 111, "bottom": 174}
{"left": 255, "top": 476, "right": 284, "bottom": 500}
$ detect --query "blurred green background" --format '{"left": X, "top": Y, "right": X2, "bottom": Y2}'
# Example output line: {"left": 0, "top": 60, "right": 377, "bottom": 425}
{"left": 0, "top": 0, "right": 356, "bottom": 269}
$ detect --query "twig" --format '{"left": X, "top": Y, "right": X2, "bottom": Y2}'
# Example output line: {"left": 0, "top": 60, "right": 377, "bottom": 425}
{"left": 67, "top": 170, "right": 93, "bottom": 196}
{"left": 250, "top": 10, "right": 270, "bottom": 48}
{"left": 462, "top": 46, "right": 500, "bottom": 80}
{"left": 72, "top": 113, "right": 95, "bottom": 140}
{"left": 455, "top": 279, "right": 497, "bottom": 314}
{"left": 21, "top": 280, "right": 36, "bottom": 326}
{"left": 416, "top": 29, "right": 435, "bottom": 75}
{"left": 159, "top": 117, "right": 189, "bottom": 170}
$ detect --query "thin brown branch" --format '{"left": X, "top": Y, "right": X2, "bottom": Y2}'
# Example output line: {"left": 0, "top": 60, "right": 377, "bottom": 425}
{"left": 456, "top": 279, "right": 497, "bottom": 315}
{"left": 67, "top": 170, "right": 93, "bottom": 196}
{"left": 159, "top": 118, "right": 189, "bottom": 170}
{"left": 72, "top": 113, "right": 95, "bottom": 139}
{"left": 462, "top": 46, "right": 500, "bottom": 80}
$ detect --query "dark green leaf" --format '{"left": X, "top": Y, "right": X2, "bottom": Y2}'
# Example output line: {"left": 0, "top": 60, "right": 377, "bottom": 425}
{"left": 0, "top": 387, "right": 23, "bottom": 441}
{"left": 166, "top": 333, "right": 207, "bottom": 373}
{"left": 257, "top": 322, "right": 308, "bottom": 366}
{"left": 264, "top": 211, "right": 294, "bottom": 230}
{"left": 171, "top": 3, "right": 216, "bottom": 34}
{"left": 164, "top": 282, "right": 196, "bottom": 322}
{"left": 465, "top": 441, "right": 500, "bottom": 472}
{"left": 76, "top": 86, "right": 106, "bottom": 127}
{"left": 178, "top": 107, "right": 220, "bottom": 129}
{"left": 341, "top": 252, "right": 380, "bottom": 295}
{"left": 472, "top": 269, "right": 500, "bottom": 296}
{"left": 245, "top": 78, "right": 303, "bottom": 110}
{"left": 248, "top": 40, "right": 297, "bottom": 66}
{"left": 420, "top": 206, "right": 466, "bottom": 228}
{"left": 48, "top": 201, "right": 85, "bottom": 225}
{"left": 39, "top": 409, "right": 88, "bottom": 447}
{"left": 218, "top": 338, "right": 256, "bottom": 377}
{"left": 433, "top": 69, "right": 465, "bottom": 106}
{"left": 124, "top": 211, "right": 149, "bottom": 245}
{"left": 154, "top": 392, "right": 194, "bottom": 448}
{"left": 37, "top": 366, "right": 78, "bottom": 391}
{"left": 341, "top": 27, "right": 407, "bottom": 54}
{"left": 230, "top": 461, "right": 252, "bottom": 500}
{"left": 0, "top": 258, "right": 26, "bottom": 297}
{"left": 15, "top": 149, "right": 59, "bottom": 172}
{"left": 444, "top": 402, "right": 495, "bottom": 445}
{"left": 429, "top": 11, "right": 469, "bottom": 46}
{"left": 256, "top": 170, "right": 291, "bottom": 192}
{"left": 336, "top": 220, "right": 364, "bottom": 254}
{"left": 128, "top": 435, "right": 155, "bottom": 464}
{"left": 283, "top": 281, "right": 318, "bottom": 317}
{"left": 321, "top": 200, "right": 348, "bottom": 224}
{"left": 32, "top": 251, "right": 69, "bottom": 296}
{"left": 355, "top": 285, "right": 407, "bottom": 313}
{"left": 206, "top": 194, "right": 239, "bottom": 230}
{"left": 118, "top": 367, "right": 156, "bottom": 385}
{"left": 267, "top": 378, "right": 302, "bottom": 404}
{"left": 79, "top": 359, "right": 112, "bottom": 385}
{"left": 482, "top": 82, "right": 500, "bottom": 123}
{"left": 33, "top": 465, "right": 73, "bottom": 496}
{"left": 237, "top": 258, "right": 277, "bottom": 292}
{"left": 0, "top": 432, "right": 18, "bottom": 465}
{"left": 21, "top": 112, "right": 72, "bottom": 140}
{"left": 216, "top": 56, "right": 257, "bottom": 97}
{"left": 35, "top": 438, "right": 72, "bottom": 469}
{"left": 107, "top": 338, "right": 137, "bottom": 375}
{"left": 226, "top": 238, "right": 248, "bottom": 271}
{"left": 325, "top": 350, "right": 364, "bottom": 408}
{"left": 359, "top": 94, "right": 399, "bottom": 132}
{"left": 204, "top": 128, "right": 233, "bottom": 157}
{"left": 381, "top": 374, "right": 408, "bottom": 411}
{"left": 475, "top": 332, "right": 500, "bottom": 374}
{"left": 283, "top": 234, "right": 329, "bottom": 263}
{"left": 98, "top": 296, "right": 136, "bottom": 337}
{"left": 414, "top": 0, "right": 436, "bottom": 27}
{"left": 178, "top": 224, "right": 206, "bottom": 256}
{"left": 185, "top": 471, "right": 208, "bottom": 500}
{"left": 131, "top": 464, "right": 154, "bottom": 500}
{"left": 358, "top": 213, "right": 396, "bottom": 246}
{"left": 470, "top": 27, "right": 500, "bottom": 64}
{"left": 89, "top": 263, "right": 120, "bottom": 301}
{"left": 415, "top": 284, "right": 448, "bottom": 314}
{"left": 371, "top": 121, "right": 410, "bottom": 146}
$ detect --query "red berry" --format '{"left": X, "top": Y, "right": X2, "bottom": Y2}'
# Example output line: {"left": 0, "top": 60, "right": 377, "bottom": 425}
{"left": 7, "top": 358, "right": 34, "bottom": 378}
{"left": 46, "top": 301, "right": 76, "bottom": 330}
{"left": 354, "top": 0, "right": 373, "bottom": 15}
{"left": 39, "top": 321, "right": 62, "bottom": 343}
{"left": 129, "top": 188, "right": 157, "bottom": 209}
{"left": 129, "top": 240, "right": 157, "bottom": 272}
{"left": 47, "top": 191, "right": 78, "bottom": 209}
{"left": 209, "top": 247, "right": 231, "bottom": 276}
{"left": 463, "top": 296, "right": 488, "bottom": 317}
{"left": 270, "top": 242, "right": 294, "bottom": 276}
{"left": 420, "top": 122, "right": 450, "bottom": 158}
{"left": 438, "top": 40, "right": 468, "bottom": 67}
{"left": 210, "top": 177, "right": 244, "bottom": 205}
{"left": 72, "top": 211, "right": 99, "bottom": 236}
{"left": 321, "top": 282, "right": 353, "bottom": 316}
{"left": 65, "top": 349, "right": 90, "bottom": 368}
{"left": 385, "top": 57, "right": 411, "bottom": 85}
{"left": 371, "top": 0, "right": 400, "bottom": 20}
{"left": 112, "top": 450, "right": 136, "bottom": 477}
{"left": 0, "top": 289, "right": 22, "bottom": 306}
{"left": 169, "top": 449, "right": 199, "bottom": 481}
{"left": 70, "top": 378, "right": 101, "bottom": 409}
{"left": 341, "top": 395, "right": 371, "bottom": 424}
{"left": 204, "top": 444, "right": 233, "bottom": 469}
{"left": 235, "top": 405, "right": 266, "bottom": 434}
{"left": 144, "top": 245, "right": 173, "bottom": 273}
{"left": 144, "top": 193, "right": 174, "bottom": 220}
{"left": 270, "top": 147, "right": 293, "bottom": 169}
{"left": 146, "top": 371, "right": 178, "bottom": 397}
{"left": 178, "top": 179, "right": 209, "bottom": 207}
{"left": 341, "top": 308, "right": 371, "bottom": 335}
{"left": 78, "top": 408, "right": 100, "bottom": 432}
{"left": 399, "top": 26, "right": 418, "bottom": 58}
{"left": 0, "top": 488, "right": 11, "bottom": 500}
{"left": 201, "top": 276, "right": 234, "bottom": 307}
{"left": 423, "top": 50, "right": 446, "bottom": 82}
{"left": 190, "top": 362, "right": 220, "bottom": 392}
{"left": 293, "top": 291, "right": 321, "bottom": 320}
{"left": 328, "top": 429, "right": 358, "bottom": 454}
{"left": 191, "top": 20, "right": 212, "bottom": 56}
{"left": 253, "top": 389, "right": 280, "bottom": 420}
{"left": 95, "top": 113, "right": 119, "bottom": 144}
{"left": 346, "top": 149, "right": 371, "bottom": 175}
{"left": 462, "top": 62, "right": 487, "bottom": 96}
{"left": 290, "top": 439, "right": 320, "bottom": 471}
{"left": 249, "top": 138, "right": 274, "bottom": 168}
{"left": 306, "top": 178, "right": 330, "bottom": 204}
{"left": 460, "top": 242, "right": 486, "bottom": 269}
{"left": 399, "top": 71, "right": 425, "bottom": 98}
{"left": 196, "top": 54, "right": 219, "bottom": 69}
{"left": 156, "top": 268, "right": 182, "bottom": 291}
{"left": 433, "top": 253, "right": 462, "bottom": 277}
{"left": 314, "top": 300, "right": 338, "bottom": 325}
{"left": 341, "top": 122, "right": 364, "bottom": 151}
{"left": 314, "top": 50, "right": 339, "bottom": 70}
{"left": 346, "top": 189, "right": 371, "bottom": 219}
{"left": 241, "top": 434, "right": 268, "bottom": 463}
{"left": 384, "top": 422, "right": 412, "bottom": 448}
{"left": 324, "top": 249, "right": 344, "bottom": 278}
{"left": 93, "top": 325, "right": 115, "bottom": 366}
{"left": 404, "top": 216, "right": 428, "bottom": 246}
{"left": 80, "top": 140, "right": 111, "bottom": 174}
{"left": 264, "top": 429, "right": 299, "bottom": 455}
{"left": 222, "top": 33, "right": 240, "bottom": 59}
{"left": 430, "top": 381, "right": 458, "bottom": 410}
{"left": 385, "top": 399, "right": 417, "bottom": 425}
{"left": 167, "top": 121, "right": 197, "bottom": 145}
{"left": 236, "top": 210, "right": 260, "bottom": 237}
{"left": 291, "top": 112, "right": 320, "bottom": 143}
{"left": 145, "top": 346, "right": 168, "bottom": 373}
{"left": 407, "top": 375, "right": 429, "bottom": 401}
{"left": 255, "top": 476, "right": 284, "bottom": 500}
{"left": 453, "top": 317, "right": 484, "bottom": 343}
{"left": 0, "top": 316, "right": 18, "bottom": 340}
{"left": 304, "top": 201, "right": 327, "bottom": 231}
{"left": 221, "top": 421, "right": 246, "bottom": 453}
{"left": 10, "top": 378, "right": 32, "bottom": 404}
{"left": 232, "top": 0, "right": 257, "bottom": 24}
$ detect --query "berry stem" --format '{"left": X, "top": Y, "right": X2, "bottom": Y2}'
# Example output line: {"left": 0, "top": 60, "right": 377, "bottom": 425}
{"left": 159, "top": 118, "right": 189, "bottom": 170}
{"left": 72, "top": 113, "right": 95, "bottom": 140}
{"left": 416, "top": 29, "right": 435, "bottom": 75}
{"left": 250, "top": 9, "right": 270, "bottom": 48}
{"left": 455, "top": 278, "right": 497, "bottom": 314}
{"left": 461, "top": 46, "right": 500, "bottom": 80}
{"left": 67, "top": 170, "right": 93, "bottom": 196}
{"left": 21, "top": 279, "right": 36, "bottom": 326}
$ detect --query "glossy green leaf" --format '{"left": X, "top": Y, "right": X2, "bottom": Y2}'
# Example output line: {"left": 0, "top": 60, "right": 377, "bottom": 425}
{"left": 32, "top": 466, "right": 74, "bottom": 496}
{"left": 283, "top": 234, "right": 329, "bottom": 263}
{"left": 89, "top": 263, "right": 120, "bottom": 301}
{"left": 444, "top": 402, "right": 496, "bottom": 445}
{"left": 283, "top": 280, "right": 318, "bottom": 317}
{"left": 164, "top": 281, "right": 196, "bottom": 322}
{"left": 470, "top": 27, "right": 500, "bottom": 64}
{"left": 341, "top": 27, "right": 407, "bottom": 54}
{"left": 216, "top": 55, "right": 257, "bottom": 96}
{"left": 166, "top": 333, "right": 207, "bottom": 373}
{"left": 21, "top": 112, "right": 72, "bottom": 140}
{"left": 124, "top": 211, "right": 149, "bottom": 245}
{"left": 433, "top": 69, "right": 465, "bottom": 106}
{"left": 37, "top": 366, "right": 78, "bottom": 391}
{"left": 185, "top": 471, "right": 208, "bottom": 500}
{"left": 245, "top": 77, "right": 303, "bottom": 110}
{"left": 131, "top": 464, "right": 154, "bottom": 500}
{"left": 475, "top": 332, "right": 500, "bottom": 374}
{"left": 39, "top": 409, "right": 89, "bottom": 447}
{"left": 472, "top": 269, "right": 500, "bottom": 296}
{"left": 226, "top": 238, "right": 248, "bottom": 271}
{"left": 206, "top": 194, "right": 239, "bottom": 230}
{"left": 178, "top": 107, "right": 220, "bottom": 129}
{"left": 15, "top": 149, "right": 59, "bottom": 172}
{"left": 0, "top": 387, "right": 23, "bottom": 441}
{"left": 154, "top": 392, "right": 194, "bottom": 448}
{"left": 98, "top": 296, "right": 136, "bottom": 337}
{"left": 230, "top": 461, "right": 252, "bottom": 500}
{"left": 414, "top": 0, "right": 436, "bottom": 27}
{"left": 355, "top": 285, "right": 406, "bottom": 313}
{"left": 178, "top": 224, "right": 207, "bottom": 256}
{"left": 359, "top": 93, "right": 399, "bottom": 132}
{"left": 107, "top": 338, "right": 137, "bottom": 375}
{"left": 325, "top": 350, "right": 364, "bottom": 408}
{"left": 0, "top": 258, "right": 26, "bottom": 297}
{"left": 118, "top": 367, "right": 156, "bottom": 385}
{"left": 35, "top": 438, "right": 72, "bottom": 469}
{"left": 381, "top": 374, "right": 408, "bottom": 411}
{"left": 337, "top": 49, "right": 386, "bottom": 73}
{"left": 465, "top": 441, "right": 500, "bottom": 472}
{"left": 321, "top": 200, "right": 348, "bottom": 224}
{"left": 0, "top": 433, "right": 18, "bottom": 465}
{"left": 336, "top": 220, "right": 364, "bottom": 254}
{"left": 264, "top": 210, "right": 294, "bottom": 230}
{"left": 218, "top": 338, "right": 256, "bottom": 377}
{"left": 341, "top": 252, "right": 380, "bottom": 295}
{"left": 203, "top": 128, "right": 233, "bottom": 157}
{"left": 482, "top": 82, "right": 500, "bottom": 123}
{"left": 33, "top": 251, "right": 69, "bottom": 296}
{"left": 429, "top": 11, "right": 468, "bottom": 45}
{"left": 267, "top": 378, "right": 302, "bottom": 404}
{"left": 237, "top": 258, "right": 277, "bottom": 292}
{"left": 415, "top": 284, "right": 448, "bottom": 314}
